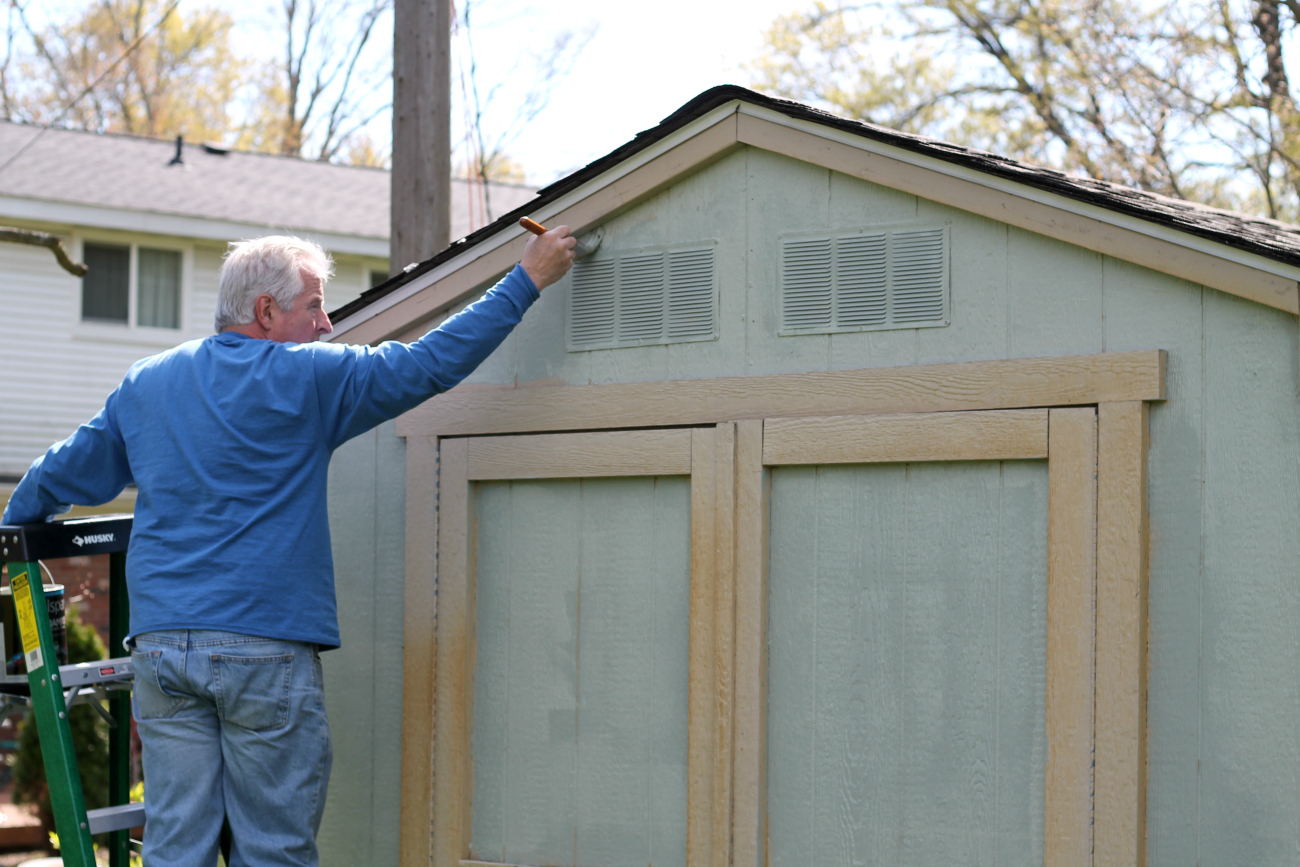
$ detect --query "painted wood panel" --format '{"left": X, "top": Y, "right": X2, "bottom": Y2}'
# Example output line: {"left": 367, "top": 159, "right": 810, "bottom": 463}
{"left": 766, "top": 460, "right": 1048, "bottom": 866}
{"left": 321, "top": 420, "right": 405, "bottom": 867}
{"left": 469, "top": 476, "right": 692, "bottom": 867}
{"left": 1195, "top": 289, "right": 1300, "bottom": 865}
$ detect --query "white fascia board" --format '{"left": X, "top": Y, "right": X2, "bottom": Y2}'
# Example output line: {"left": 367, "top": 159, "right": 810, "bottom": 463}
{"left": 0, "top": 195, "right": 389, "bottom": 258}
{"left": 329, "top": 103, "right": 742, "bottom": 336}
{"left": 736, "top": 103, "right": 1300, "bottom": 283}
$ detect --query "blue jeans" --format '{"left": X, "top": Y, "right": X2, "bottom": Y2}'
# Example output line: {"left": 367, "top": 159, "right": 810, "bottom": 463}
{"left": 130, "top": 630, "right": 332, "bottom": 867}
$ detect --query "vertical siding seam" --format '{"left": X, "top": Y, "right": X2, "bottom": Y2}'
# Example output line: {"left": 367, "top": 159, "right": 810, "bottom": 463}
{"left": 370, "top": 427, "right": 381, "bottom": 856}
{"left": 994, "top": 461, "right": 1004, "bottom": 867}
{"left": 810, "top": 466, "right": 820, "bottom": 858}
{"left": 1196, "top": 284, "right": 1206, "bottom": 865}
{"left": 573, "top": 479, "right": 583, "bottom": 867}
{"left": 502, "top": 481, "right": 514, "bottom": 863}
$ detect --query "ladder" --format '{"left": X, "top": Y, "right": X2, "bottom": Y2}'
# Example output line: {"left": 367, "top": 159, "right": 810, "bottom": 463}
{"left": 0, "top": 514, "right": 138, "bottom": 867}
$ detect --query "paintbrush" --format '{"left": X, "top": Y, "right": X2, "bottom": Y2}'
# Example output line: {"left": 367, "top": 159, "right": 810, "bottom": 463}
{"left": 519, "top": 217, "right": 600, "bottom": 258}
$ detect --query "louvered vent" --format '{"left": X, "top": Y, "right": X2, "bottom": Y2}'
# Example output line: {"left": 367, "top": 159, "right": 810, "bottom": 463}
{"left": 568, "top": 244, "right": 717, "bottom": 350}
{"left": 779, "top": 225, "right": 948, "bottom": 334}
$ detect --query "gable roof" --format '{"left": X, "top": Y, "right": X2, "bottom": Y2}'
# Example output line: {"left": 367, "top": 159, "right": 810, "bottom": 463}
{"left": 331, "top": 85, "right": 1300, "bottom": 342}
{"left": 0, "top": 121, "right": 535, "bottom": 255}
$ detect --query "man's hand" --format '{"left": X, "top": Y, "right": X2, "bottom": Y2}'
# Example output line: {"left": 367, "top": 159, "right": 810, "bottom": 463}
{"left": 521, "top": 225, "right": 577, "bottom": 290}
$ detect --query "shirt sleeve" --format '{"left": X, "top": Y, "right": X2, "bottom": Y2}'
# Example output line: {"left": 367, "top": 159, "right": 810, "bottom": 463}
{"left": 2, "top": 388, "right": 134, "bottom": 526}
{"left": 315, "top": 264, "right": 541, "bottom": 448}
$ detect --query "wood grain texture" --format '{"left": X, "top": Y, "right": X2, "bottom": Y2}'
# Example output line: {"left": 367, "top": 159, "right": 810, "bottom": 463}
{"left": 334, "top": 113, "right": 742, "bottom": 345}
{"left": 763, "top": 409, "right": 1048, "bottom": 466}
{"left": 711, "top": 424, "right": 736, "bottom": 867}
{"left": 687, "top": 428, "right": 717, "bottom": 867}
{"left": 1045, "top": 408, "right": 1098, "bottom": 867}
{"left": 1095, "top": 401, "right": 1149, "bottom": 867}
{"left": 737, "top": 112, "right": 1300, "bottom": 314}
{"left": 465, "top": 429, "right": 693, "bottom": 479}
{"left": 431, "top": 438, "right": 472, "bottom": 867}
{"left": 731, "top": 420, "right": 767, "bottom": 867}
{"left": 400, "top": 435, "right": 439, "bottom": 867}
{"left": 397, "top": 350, "right": 1166, "bottom": 438}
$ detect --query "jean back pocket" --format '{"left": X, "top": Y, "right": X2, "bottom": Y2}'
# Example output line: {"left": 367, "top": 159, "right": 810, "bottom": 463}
{"left": 211, "top": 653, "right": 293, "bottom": 732}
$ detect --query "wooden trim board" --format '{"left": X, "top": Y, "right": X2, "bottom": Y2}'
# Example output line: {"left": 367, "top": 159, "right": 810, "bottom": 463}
{"left": 399, "top": 436, "right": 439, "bottom": 867}
{"left": 429, "top": 438, "right": 472, "bottom": 867}
{"left": 465, "top": 429, "right": 693, "bottom": 479}
{"left": 334, "top": 113, "right": 743, "bottom": 345}
{"left": 407, "top": 401, "right": 1148, "bottom": 867}
{"left": 730, "top": 420, "right": 767, "bottom": 867}
{"left": 737, "top": 111, "right": 1299, "bottom": 314}
{"left": 343, "top": 99, "right": 1295, "bottom": 347}
{"left": 763, "top": 408, "right": 1048, "bottom": 465}
{"left": 417, "top": 427, "right": 732, "bottom": 867}
{"left": 1045, "top": 408, "right": 1099, "bottom": 867}
{"left": 397, "top": 350, "right": 1165, "bottom": 438}
{"left": 1095, "top": 401, "right": 1150, "bottom": 867}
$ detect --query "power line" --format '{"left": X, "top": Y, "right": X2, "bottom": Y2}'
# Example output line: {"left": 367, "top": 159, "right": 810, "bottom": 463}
{"left": 0, "top": 0, "right": 184, "bottom": 178}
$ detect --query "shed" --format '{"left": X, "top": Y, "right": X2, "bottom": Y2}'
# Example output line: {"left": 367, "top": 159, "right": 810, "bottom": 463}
{"left": 320, "top": 85, "right": 1300, "bottom": 867}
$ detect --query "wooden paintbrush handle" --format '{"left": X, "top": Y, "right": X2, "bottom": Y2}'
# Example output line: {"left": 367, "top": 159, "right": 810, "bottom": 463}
{"left": 519, "top": 217, "right": 547, "bottom": 236}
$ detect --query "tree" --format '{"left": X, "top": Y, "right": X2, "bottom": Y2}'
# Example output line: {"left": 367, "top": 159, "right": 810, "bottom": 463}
{"left": 7, "top": 0, "right": 244, "bottom": 143}
{"left": 454, "top": 0, "right": 596, "bottom": 220}
{"left": 746, "top": 0, "right": 1300, "bottom": 220}
{"left": 235, "top": 0, "right": 394, "bottom": 162}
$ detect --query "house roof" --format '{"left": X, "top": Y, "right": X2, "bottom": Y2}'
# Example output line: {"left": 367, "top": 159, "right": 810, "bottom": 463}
{"left": 332, "top": 84, "right": 1300, "bottom": 326}
{"left": 0, "top": 121, "right": 535, "bottom": 249}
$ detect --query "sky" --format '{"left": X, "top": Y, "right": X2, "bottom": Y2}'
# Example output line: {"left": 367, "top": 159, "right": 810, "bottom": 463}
{"left": 447, "top": 0, "right": 805, "bottom": 185}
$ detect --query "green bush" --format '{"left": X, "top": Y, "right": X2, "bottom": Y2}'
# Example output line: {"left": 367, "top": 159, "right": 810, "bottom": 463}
{"left": 12, "top": 605, "right": 109, "bottom": 840}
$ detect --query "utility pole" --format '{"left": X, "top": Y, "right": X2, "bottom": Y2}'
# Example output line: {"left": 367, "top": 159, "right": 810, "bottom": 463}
{"left": 391, "top": 0, "right": 451, "bottom": 273}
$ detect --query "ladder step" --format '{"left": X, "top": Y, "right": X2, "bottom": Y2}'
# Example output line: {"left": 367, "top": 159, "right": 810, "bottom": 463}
{"left": 59, "top": 656, "right": 134, "bottom": 688}
{"left": 86, "top": 803, "right": 144, "bottom": 835}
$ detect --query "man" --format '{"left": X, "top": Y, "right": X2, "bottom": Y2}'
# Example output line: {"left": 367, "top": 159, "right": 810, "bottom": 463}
{"left": 2, "top": 227, "right": 575, "bottom": 866}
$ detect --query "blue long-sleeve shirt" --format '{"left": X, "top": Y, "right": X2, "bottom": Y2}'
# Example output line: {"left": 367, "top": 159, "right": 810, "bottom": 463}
{"left": 3, "top": 265, "right": 539, "bottom": 648}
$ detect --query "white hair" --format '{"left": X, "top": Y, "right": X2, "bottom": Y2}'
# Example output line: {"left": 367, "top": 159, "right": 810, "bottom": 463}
{"left": 214, "top": 235, "right": 334, "bottom": 331}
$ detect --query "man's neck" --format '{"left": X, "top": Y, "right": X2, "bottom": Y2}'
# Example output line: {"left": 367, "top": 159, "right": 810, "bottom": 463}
{"left": 222, "top": 323, "right": 272, "bottom": 340}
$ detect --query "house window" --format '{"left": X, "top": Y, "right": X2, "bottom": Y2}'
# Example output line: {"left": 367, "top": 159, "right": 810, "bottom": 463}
{"left": 81, "top": 241, "right": 183, "bottom": 329}
{"left": 81, "top": 243, "right": 130, "bottom": 323}
{"left": 369, "top": 269, "right": 388, "bottom": 288}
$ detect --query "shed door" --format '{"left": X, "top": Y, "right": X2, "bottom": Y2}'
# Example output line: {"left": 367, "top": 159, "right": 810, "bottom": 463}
{"left": 430, "top": 427, "right": 734, "bottom": 867}
{"left": 752, "top": 408, "right": 1097, "bottom": 867}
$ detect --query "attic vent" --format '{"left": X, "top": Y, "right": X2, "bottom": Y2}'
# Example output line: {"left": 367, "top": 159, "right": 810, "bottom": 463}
{"left": 780, "top": 225, "right": 949, "bottom": 334}
{"left": 568, "top": 243, "right": 716, "bottom": 350}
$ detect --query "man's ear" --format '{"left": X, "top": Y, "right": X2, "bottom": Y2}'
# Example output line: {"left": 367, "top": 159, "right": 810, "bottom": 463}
{"left": 254, "top": 294, "right": 277, "bottom": 330}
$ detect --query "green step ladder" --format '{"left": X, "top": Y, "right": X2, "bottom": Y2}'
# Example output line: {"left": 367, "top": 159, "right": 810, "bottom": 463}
{"left": 0, "top": 514, "right": 137, "bottom": 867}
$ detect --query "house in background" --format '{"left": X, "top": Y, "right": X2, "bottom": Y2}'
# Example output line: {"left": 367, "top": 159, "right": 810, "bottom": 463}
{"left": 321, "top": 86, "right": 1300, "bottom": 867}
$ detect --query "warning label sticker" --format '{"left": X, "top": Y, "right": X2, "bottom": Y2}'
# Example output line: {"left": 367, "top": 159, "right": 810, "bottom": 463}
{"left": 11, "top": 572, "right": 43, "bottom": 671}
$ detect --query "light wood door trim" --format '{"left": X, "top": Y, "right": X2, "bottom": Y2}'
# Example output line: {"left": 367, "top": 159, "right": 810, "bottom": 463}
{"left": 1045, "top": 408, "right": 1099, "bottom": 867}
{"left": 400, "top": 435, "right": 440, "bottom": 867}
{"left": 415, "top": 427, "right": 735, "bottom": 867}
{"left": 429, "top": 438, "right": 474, "bottom": 867}
{"left": 466, "top": 429, "right": 693, "bottom": 479}
{"left": 731, "top": 420, "right": 767, "bottom": 867}
{"left": 1095, "top": 401, "right": 1150, "bottom": 867}
{"left": 731, "top": 407, "right": 1112, "bottom": 867}
{"left": 763, "top": 408, "right": 1048, "bottom": 465}
{"left": 396, "top": 350, "right": 1165, "bottom": 438}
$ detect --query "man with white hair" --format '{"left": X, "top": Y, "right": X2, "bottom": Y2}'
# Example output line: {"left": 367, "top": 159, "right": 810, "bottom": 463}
{"left": 2, "top": 228, "right": 575, "bottom": 866}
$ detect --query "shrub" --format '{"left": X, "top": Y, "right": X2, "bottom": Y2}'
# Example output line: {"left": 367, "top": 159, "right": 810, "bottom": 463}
{"left": 12, "top": 605, "right": 109, "bottom": 841}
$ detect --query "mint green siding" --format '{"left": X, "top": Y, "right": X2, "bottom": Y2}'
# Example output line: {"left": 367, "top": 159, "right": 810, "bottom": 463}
{"left": 768, "top": 461, "right": 1048, "bottom": 865}
{"left": 470, "top": 477, "right": 691, "bottom": 867}
{"left": 326, "top": 144, "right": 1300, "bottom": 864}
